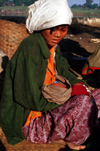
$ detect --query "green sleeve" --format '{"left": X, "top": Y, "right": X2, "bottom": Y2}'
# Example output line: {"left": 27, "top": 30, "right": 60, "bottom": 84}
{"left": 0, "top": 62, "right": 30, "bottom": 145}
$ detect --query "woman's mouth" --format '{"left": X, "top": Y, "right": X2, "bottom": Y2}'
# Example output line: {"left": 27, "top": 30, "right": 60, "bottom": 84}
{"left": 51, "top": 39, "right": 60, "bottom": 43}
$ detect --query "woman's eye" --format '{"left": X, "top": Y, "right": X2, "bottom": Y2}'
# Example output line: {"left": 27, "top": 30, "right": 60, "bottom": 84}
{"left": 53, "top": 28, "right": 57, "bottom": 31}
{"left": 62, "top": 30, "right": 67, "bottom": 32}
{"left": 62, "top": 28, "right": 68, "bottom": 32}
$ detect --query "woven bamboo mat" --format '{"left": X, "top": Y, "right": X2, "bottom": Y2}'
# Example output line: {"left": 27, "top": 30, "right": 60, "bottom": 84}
{"left": 0, "top": 19, "right": 29, "bottom": 59}
{"left": 0, "top": 127, "right": 65, "bottom": 151}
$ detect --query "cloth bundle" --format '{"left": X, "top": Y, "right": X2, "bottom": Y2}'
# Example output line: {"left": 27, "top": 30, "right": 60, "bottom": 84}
{"left": 82, "top": 44, "right": 100, "bottom": 75}
{"left": 26, "top": 0, "right": 73, "bottom": 33}
{"left": 41, "top": 75, "right": 72, "bottom": 105}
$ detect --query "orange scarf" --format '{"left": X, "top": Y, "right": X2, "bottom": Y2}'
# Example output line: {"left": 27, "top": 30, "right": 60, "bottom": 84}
{"left": 44, "top": 46, "right": 56, "bottom": 85}
{"left": 24, "top": 46, "right": 56, "bottom": 126}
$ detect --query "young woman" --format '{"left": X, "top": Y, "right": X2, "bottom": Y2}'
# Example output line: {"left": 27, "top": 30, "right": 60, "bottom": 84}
{"left": 0, "top": 0, "right": 100, "bottom": 150}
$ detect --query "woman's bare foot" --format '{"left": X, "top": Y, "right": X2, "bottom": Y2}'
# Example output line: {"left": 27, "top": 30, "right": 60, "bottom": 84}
{"left": 53, "top": 140, "right": 86, "bottom": 150}
{"left": 66, "top": 142, "right": 86, "bottom": 150}
{"left": 52, "top": 140, "right": 66, "bottom": 145}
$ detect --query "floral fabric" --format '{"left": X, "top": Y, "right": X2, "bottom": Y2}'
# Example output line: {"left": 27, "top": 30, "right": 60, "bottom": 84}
{"left": 22, "top": 89, "right": 100, "bottom": 145}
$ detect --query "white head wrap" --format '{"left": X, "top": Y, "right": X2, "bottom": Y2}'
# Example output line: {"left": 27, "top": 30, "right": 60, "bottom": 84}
{"left": 26, "top": 0, "right": 73, "bottom": 33}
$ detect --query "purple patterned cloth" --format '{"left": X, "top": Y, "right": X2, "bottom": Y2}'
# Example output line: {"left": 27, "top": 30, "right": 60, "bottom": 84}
{"left": 22, "top": 89, "right": 100, "bottom": 145}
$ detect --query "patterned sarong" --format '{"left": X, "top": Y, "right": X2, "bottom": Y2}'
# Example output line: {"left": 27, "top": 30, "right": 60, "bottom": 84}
{"left": 22, "top": 89, "right": 100, "bottom": 145}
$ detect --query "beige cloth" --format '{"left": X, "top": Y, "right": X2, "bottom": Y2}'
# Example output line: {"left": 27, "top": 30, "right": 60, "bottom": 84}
{"left": 26, "top": 0, "right": 73, "bottom": 33}
{"left": 82, "top": 44, "right": 100, "bottom": 75}
{"left": 41, "top": 75, "right": 72, "bottom": 105}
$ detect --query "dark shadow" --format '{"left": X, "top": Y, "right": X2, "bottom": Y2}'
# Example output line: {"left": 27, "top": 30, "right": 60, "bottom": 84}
{"left": 1, "top": 56, "right": 9, "bottom": 71}
{"left": 0, "top": 16, "right": 26, "bottom": 24}
{"left": 69, "top": 24, "right": 100, "bottom": 38}
{"left": 83, "top": 100, "right": 100, "bottom": 151}
{"left": 59, "top": 39, "right": 91, "bottom": 74}
{"left": 59, "top": 38, "right": 91, "bottom": 56}
{"left": 83, "top": 70, "right": 100, "bottom": 88}
{"left": 0, "top": 56, "right": 9, "bottom": 100}
{"left": 0, "top": 140, "right": 6, "bottom": 151}
{"left": 59, "top": 38, "right": 100, "bottom": 88}
{"left": 58, "top": 148, "right": 66, "bottom": 151}
{"left": 82, "top": 127, "right": 100, "bottom": 151}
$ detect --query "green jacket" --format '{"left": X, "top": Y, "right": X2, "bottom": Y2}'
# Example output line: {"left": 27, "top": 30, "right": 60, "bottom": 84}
{"left": 0, "top": 32, "right": 85, "bottom": 145}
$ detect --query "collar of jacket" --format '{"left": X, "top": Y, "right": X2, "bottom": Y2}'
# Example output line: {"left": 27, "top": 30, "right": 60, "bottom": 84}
{"left": 33, "top": 32, "right": 58, "bottom": 59}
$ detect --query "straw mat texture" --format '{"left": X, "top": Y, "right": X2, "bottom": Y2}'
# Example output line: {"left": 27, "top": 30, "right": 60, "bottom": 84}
{"left": 0, "top": 19, "right": 29, "bottom": 59}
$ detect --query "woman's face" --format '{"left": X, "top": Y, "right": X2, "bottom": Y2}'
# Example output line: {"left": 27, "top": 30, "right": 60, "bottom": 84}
{"left": 41, "top": 25, "right": 68, "bottom": 49}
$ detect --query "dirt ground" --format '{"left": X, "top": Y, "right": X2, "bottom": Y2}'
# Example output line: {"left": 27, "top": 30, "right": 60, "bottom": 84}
{"left": 0, "top": 20, "right": 100, "bottom": 151}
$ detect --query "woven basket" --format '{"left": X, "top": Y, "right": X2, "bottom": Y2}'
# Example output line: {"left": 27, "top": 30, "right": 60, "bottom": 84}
{"left": 0, "top": 19, "right": 29, "bottom": 59}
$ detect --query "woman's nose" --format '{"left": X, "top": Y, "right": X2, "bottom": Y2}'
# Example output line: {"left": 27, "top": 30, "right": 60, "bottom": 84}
{"left": 54, "top": 31, "right": 61, "bottom": 38}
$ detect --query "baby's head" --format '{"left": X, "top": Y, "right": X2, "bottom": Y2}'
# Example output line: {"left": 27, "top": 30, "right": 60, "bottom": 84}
{"left": 26, "top": 0, "right": 73, "bottom": 34}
